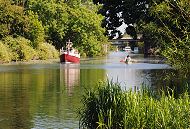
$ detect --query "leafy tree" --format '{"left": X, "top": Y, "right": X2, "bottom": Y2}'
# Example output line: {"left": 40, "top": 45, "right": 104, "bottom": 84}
{"left": 64, "top": 5, "right": 107, "bottom": 56}
{"left": 0, "top": 0, "right": 28, "bottom": 38}
{"left": 25, "top": 11, "right": 45, "bottom": 48}
{"left": 93, "top": 0, "right": 156, "bottom": 38}
{"left": 93, "top": 0, "right": 123, "bottom": 39}
{"left": 94, "top": 0, "right": 190, "bottom": 72}
{"left": 26, "top": 0, "right": 108, "bottom": 56}
{"left": 0, "top": 0, "right": 59, "bottom": 62}
{"left": 26, "top": 0, "right": 69, "bottom": 48}
{"left": 0, "top": 0, "right": 108, "bottom": 62}
{"left": 146, "top": 0, "right": 190, "bottom": 71}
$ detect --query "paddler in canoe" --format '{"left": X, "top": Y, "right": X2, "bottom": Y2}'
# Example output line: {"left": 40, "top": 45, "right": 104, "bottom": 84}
{"left": 120, "top": 55, "right": 132, "bottom": 64}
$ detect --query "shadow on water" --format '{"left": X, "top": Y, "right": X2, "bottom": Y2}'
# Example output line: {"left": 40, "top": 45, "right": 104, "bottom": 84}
{"left": 149, "top": 69, "right": 190, "bottom": 98}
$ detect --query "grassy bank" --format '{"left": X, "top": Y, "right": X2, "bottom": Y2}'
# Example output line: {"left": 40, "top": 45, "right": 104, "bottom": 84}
{"left": 79, "top": 81, "right": 190, "bottom": 128}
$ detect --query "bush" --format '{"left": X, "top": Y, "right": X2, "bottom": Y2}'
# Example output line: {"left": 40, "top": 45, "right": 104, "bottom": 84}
{"left": 37, "top": 42, "right": 59, "bottom": 60}
{"left": 2, "top": 36, "right": 37, "bottom": 61}
{"left": 0, "top": 41, "right": 12, "bottom": 62}
{"left": 17, "top": 37, "right": 37, "bottom": 61}
{"left": 1, "top": 36, "right": 58, "bottom": 62}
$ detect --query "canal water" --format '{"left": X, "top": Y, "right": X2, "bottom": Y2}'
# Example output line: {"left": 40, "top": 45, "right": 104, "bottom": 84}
{"left": 0, "top": 52, "right": 171, "bottom": 129}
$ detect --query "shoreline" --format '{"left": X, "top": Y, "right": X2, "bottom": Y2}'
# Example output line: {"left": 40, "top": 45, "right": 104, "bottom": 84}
{"left": 0, "top": 59, "right": 60, "bottom": 65}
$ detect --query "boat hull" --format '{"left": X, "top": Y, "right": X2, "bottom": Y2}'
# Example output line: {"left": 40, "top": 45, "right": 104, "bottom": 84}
{"left": 60, "top": 53, "right": 80, "bottom": 63}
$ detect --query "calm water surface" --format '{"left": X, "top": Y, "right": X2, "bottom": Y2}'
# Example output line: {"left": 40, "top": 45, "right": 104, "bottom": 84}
{"left": 0, "top": 52, "right": 170, "bottom": 129}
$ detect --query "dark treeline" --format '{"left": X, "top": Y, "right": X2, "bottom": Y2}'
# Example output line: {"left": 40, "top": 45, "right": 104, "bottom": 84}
{"left": 94, "top": 0, "right": 190, "bottom": 74}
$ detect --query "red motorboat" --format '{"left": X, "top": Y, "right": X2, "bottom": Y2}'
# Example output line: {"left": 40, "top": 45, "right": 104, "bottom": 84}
{"left": 60, "top": 40, "right": 80, "bottom": 63}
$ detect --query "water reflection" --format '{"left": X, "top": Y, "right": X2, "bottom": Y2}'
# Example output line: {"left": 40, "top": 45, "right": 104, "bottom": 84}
{"left": 60, "top": 63, "right": 80, "bottom": 96}
{"left": 0, "top": 64, "right": 81, "bottom": 129}
{"left": 0, "top": 52, "right": 174, "bottom": 129}
{"left": 0, "top": 70, "right": 33, "bottom": 129}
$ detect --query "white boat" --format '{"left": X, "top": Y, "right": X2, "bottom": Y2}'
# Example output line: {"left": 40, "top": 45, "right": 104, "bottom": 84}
{"left": 123, "top": 46, "right": 132, "bottom": 53}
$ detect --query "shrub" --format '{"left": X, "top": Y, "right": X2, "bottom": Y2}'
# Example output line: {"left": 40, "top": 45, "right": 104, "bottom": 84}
{"left": 2, "top": 36, "right": 37, "bottom": 61}
{"left": 0, "top": 41, "right": 12, "bottom": 62}
{"left": 37, "top": 42, "right": 59, "bottom": 60}
{"left": 16, "top": 37, "right": 37, "bottom": 61}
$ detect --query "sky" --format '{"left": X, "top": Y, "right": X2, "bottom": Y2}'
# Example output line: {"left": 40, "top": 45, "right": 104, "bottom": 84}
{"left": 117, "top": 22, "right": 127, "bottom": 34}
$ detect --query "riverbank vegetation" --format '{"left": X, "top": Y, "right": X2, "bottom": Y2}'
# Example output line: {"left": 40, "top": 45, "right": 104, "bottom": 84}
{"left": 94, "top": 0, "right": 190, "bottom": 74}
{"left": 79, "top": 81, "right": 190, "bottom": 128}
{"left": 141, "top": 0, "right": 190, "bottom": 73}
{"left": 0, "top": 0, "right": 108, "bottom": 63}
{"left": 78, "top": 1, "right": 190, "bottom": 127}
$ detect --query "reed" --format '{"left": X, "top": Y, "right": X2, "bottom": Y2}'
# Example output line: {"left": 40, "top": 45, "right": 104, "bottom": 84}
{"left": 79, "top": 81, "right": 190, "bottom": 128}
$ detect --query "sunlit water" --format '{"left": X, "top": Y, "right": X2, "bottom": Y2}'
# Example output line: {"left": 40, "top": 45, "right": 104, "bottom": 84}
{"left": 0, "top": 51, "right": 171, "bottom": 129}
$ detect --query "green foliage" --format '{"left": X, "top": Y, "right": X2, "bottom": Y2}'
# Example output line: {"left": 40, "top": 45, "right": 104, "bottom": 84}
{"left": 93, "top": 0, "right": 150, "bottom": 38}
{"left": 162, "top": 39, "right": 190, "bottom": 71}
{"left": 0, "top": 0, "right": 28, "bottom": 38}
{"left": 37, "top": 42, "right": 59, "bottom": 60}
{"left": 2, "top": 36, "right": 37, "bottom": 61}
{"left": 26, "top": 0, "right": 108, "bottom": 56}
{"left": 0, "top": 41, "right": 12, "bottom": 62}
{"left": 93, "top": 0, "right": 123, "bottom": 38}
{"left": 143, "top": 0, "right": 190, "bottom": 72}
{"left": 79, "top": 81, "right": 190, "bottom": 128}
{"left": 79, "top": 80, "right": 125, "bottom": 128}
{"left": 94, "top": 0, "right": 189, "bottom": 73}
{"left": 0, "top": 24, "right": 9, "bottom": 39}
{"left": 26, "top": 11, "right": 45, "bottom": 48}
{"left": 0, "top": 0, "right": 108, "bottom": 62}
{"left": 0, "top": 36, "right": 58, "bottom": 61}
{"left": 65, "top": 5, "right": 108, "bottom": 56}
{"left": 26, "top": 0, "right": 69, "bottom": 48}
{"left": 10, "top": 0, "right": 26, "bottom": 6}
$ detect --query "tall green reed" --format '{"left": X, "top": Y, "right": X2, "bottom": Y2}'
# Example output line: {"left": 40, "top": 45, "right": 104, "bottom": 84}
{"left": 79, "top": 81, "right": 190, "bottom": 129}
